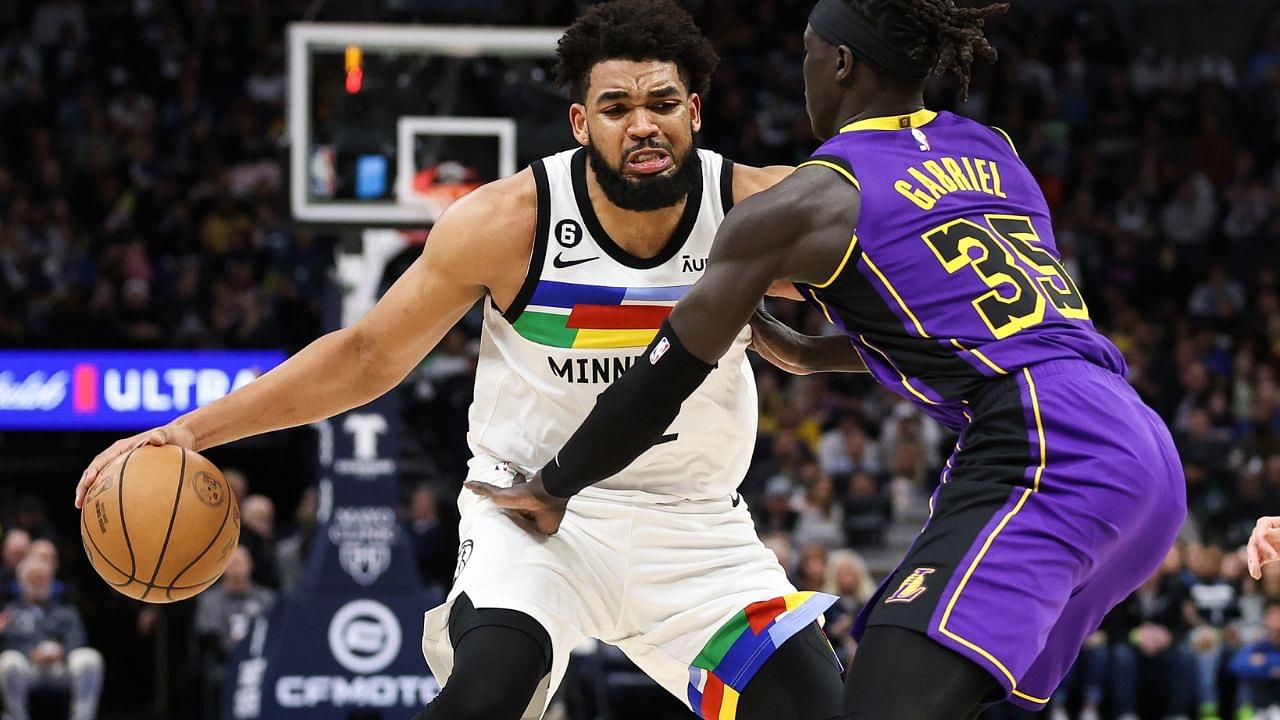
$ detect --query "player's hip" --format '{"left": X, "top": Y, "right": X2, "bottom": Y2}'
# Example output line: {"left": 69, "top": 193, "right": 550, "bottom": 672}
{"left": 953, "top": 359, "right": 1183, "bottom": 498}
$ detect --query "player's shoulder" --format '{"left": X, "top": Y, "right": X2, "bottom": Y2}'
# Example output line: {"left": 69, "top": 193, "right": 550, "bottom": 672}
{"left": 729, "top": 162, "right": 794, "bottom": 204}
{"left": 433, "top": 168, "right": 537, "bottom": 247}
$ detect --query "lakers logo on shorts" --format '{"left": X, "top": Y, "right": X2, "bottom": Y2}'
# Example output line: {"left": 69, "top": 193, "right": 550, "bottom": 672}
{"left": 886, "top": 567, "right": 935, "bottom": 604}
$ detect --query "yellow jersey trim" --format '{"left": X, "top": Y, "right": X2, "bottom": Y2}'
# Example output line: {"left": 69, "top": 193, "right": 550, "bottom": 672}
{"left": 935, "top": 371, "right": 1050, "bottom": 701}
{"left": 937, "top": 487, "right": 1034, "bottom": 695}
{"left": 840, "top": 108, "right": 938, "bottom": 133}
{"left": 807, "top": 288, "right": 837, "bottom": 326}
{"left": 991, "top": 126, "right": 1019, "bottom": 157}
{"left": 796, "top": 159, "right": 861, "bottom": 189}
{"left": 1025, "top": 368, "right": 1046, "bottom": 493}
{"left": 949, "top": 338, "right": 1009, "bottom": 375}
{"left": 812, "top": 233, "right": 859, "bottom": 289}
{"left": 862, "top": 252, "right": 930, "bottom": 338}
{"left": 858, "top": 334, "right": 939, "bottom": 406}
{"left": 1013, "top": 689, "right": 1051, "bottom": 705}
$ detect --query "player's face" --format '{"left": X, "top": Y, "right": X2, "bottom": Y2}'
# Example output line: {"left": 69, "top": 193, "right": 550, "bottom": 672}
{"left": 802, "top": 25, "right": 843, "bottom": 141}
{"left": 571, "top": 60, "right": 703, "bottom": 211}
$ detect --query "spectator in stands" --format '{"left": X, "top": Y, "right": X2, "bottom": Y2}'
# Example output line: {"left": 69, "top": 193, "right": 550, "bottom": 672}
{"left": 822, "top": 550, "right": 873, "bottom": 666}
{"left": 791, "top": 468, "right": 845, "bottom": 550}
{"left": 14, "top": 539, "right": 66, "bottom": 602}
{"left": 0, "top": 555, "right": 103, "bottom": 720}
{"left": 403, "top": 484, "right": 454, "bottom": 594}
{"left": 1186, "top": 543, "right": 1241, "bottom": 718}
{"left": 0, "top": 529, "right": 30, "bottom": 606}
{"left": 794, "top": 544, "right": 829, "bottom": 593}
{"left": 1109, "top": 549, "right": 1195, "bottom": 720}
{"left": 1231, "top": 600, "right": 1280, "bottom": 717}
{"left": 238, "top": 494, "right": 280, "bottom": 589}
{"left": 755, "top": 476, "right": 799, "bottom": 535}
{"left": 816, "top": 415, "right": 880, "bottom": 478}
{"left": 193, "top": 546, "right": 275, "bottom": 717}
{"left": 275, "top": 487, "right": 317, "bottom": 595}
{"left": 843, "top": 471, "right": 892, "bottom": 548}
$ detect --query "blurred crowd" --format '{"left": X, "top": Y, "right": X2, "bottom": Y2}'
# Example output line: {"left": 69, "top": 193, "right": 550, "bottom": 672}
{"left": 7, "top": 0, "right": 1280, "bottom": 718}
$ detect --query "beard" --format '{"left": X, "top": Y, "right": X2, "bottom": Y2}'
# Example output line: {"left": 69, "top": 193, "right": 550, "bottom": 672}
{"left": 587, "top": 137, "right": 700, "bottom": 212}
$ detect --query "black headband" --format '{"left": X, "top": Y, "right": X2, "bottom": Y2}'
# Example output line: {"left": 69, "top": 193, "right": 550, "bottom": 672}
{"left": 808, "top": 0, "right": 936, "bottom": 80}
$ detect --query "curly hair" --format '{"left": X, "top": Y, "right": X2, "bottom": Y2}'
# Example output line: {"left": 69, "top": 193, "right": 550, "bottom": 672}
{"left": 852, "top": 0, "right": 1008, "bottom": 100}
{"left": 554, "top": 0, "right": 720, "bottom": 103}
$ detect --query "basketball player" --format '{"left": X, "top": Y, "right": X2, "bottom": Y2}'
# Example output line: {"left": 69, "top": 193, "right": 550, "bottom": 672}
{"left": 75, "top": 2, "right": 847, "bottom": 719}
{"left": 471, "top": 1, "right": 1188, "bottom": 717}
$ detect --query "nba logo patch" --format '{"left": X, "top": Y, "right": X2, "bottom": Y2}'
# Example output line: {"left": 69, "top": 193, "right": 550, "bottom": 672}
{"left": 650, "top": 336, "right": 671, "bottom": 364}
{"left": 912, "top": 128, "right": 930, "bottom": 152}
{"left": 886, "top": 567, "right": 935, "bottom": 604}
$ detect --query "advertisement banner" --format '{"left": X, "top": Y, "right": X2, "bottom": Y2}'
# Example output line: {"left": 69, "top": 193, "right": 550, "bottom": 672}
{"left": 0, "top": 350, "right": 285, "bottom": 430}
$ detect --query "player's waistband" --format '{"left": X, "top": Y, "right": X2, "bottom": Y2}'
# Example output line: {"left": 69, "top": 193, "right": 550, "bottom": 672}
{"left": 965, "top": 359, "right": 1127, "bottom": 417}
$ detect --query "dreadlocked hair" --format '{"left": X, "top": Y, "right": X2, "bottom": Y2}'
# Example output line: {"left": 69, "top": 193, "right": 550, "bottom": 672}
{"left": 852, "top": 0, "right": 1009, "bottom": 100}
{"left": 554, "top": 0, "right": 719, "bottom": 103}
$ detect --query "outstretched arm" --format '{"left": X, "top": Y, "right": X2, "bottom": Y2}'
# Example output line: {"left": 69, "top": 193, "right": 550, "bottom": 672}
{"left": 468, "top": 167, "right": 861, "bottom": 531}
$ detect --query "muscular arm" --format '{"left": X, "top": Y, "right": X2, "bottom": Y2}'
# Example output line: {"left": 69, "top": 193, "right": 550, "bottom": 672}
{"left": 77, "top": 172, "right": 536, "bottom": 505}
{"left": 540, "top": 167, "right": 862, "bottom": 497}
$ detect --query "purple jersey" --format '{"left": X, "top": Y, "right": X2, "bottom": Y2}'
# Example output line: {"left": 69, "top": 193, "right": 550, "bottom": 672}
{"left": 796, "top": 109, "right": 1126, "bottom": 431}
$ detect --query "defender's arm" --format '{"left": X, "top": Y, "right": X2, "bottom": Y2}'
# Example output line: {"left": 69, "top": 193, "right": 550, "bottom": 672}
{"left": 544, "top": 167, "right": 860, "bottom": 496}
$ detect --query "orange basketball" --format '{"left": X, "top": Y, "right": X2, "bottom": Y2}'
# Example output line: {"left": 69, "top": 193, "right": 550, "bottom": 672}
{"left": 80, "top": 445, "right": 240, "bottom": 603}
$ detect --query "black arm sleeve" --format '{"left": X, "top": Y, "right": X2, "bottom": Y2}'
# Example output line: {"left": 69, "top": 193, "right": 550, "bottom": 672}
{"left": 541, "top": 320, "right": 714, "bottom": 498}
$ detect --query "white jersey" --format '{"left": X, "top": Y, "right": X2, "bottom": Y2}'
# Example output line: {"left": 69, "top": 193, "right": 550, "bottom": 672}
{"left": 466, "top": 147, "right": 757, "bottom": 503}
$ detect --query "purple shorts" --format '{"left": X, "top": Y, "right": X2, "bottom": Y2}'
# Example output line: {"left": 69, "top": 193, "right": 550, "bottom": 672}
{"left": 854, "top": 359, "right": 1186, "bottom": 710}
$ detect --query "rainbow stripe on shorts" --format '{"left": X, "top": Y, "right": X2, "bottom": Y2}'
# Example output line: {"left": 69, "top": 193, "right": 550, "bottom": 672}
{"left": 513, "top": 281, "right": 690, "bottom": 349}
{"left": 687, "top": 591, "right": 839, "bottom": 720}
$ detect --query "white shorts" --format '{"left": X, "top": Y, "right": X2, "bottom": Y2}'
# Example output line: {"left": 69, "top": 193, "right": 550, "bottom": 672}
{"left": 421, "top": 460, "right": 837, "bottom": 720}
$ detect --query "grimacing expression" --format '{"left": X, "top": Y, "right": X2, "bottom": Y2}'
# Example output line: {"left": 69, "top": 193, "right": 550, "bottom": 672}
{"left": 572, "top": 60, "right": 703, "bottom": 211}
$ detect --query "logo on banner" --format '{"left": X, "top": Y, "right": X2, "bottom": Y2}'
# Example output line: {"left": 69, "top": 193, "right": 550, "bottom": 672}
{"left": 328, "top": 600, "right": 402, "bottom": 674}
{"left": 329, "top": 507, "right": 397, "bottom": 585}
{"left": 335, "top": 413, "right": 395, "bottom": 477}
{"left": 0, "top": 371, "right": 68, "bottom": 410}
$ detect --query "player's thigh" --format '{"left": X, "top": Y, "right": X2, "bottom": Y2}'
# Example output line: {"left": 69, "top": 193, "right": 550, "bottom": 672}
{"left": 842, "top": 625, "right": 997, "bottom": 720}
{"left": 620, "top": 501, "right": 840, "bottom": 716}
{"left": 736, "top": 622, "right": 843, "bottom": 720}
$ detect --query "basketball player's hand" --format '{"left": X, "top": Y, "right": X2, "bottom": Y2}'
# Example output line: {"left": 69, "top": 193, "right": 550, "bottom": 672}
{"left": 1248, "top": 516, "right": 1280, "bottom": 579}
{"left": 76, "top": 424, "right": 197, "bottom": 509}
{"left": 465, "top": 472, "right": 568, "bottom": 535}
{"left": 749, "top": 308, "right": 813, "bottom": 375}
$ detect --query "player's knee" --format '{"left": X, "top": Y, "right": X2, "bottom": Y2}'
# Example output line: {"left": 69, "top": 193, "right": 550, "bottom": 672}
{"left": 429, "top": 676, "right": 537, "bottom": 720}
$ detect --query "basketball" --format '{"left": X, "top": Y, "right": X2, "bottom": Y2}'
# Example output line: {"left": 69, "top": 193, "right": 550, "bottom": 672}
{"left": 80, "top": 445, "right": 241, "bottom": 603}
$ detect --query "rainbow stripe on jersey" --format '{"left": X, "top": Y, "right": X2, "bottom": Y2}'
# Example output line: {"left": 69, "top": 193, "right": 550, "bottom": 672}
{"left": 512, "top": 280, "right": 691, "bottom": 349}
{"left": 687, "top": 591, "right": 839, "bottom": 720}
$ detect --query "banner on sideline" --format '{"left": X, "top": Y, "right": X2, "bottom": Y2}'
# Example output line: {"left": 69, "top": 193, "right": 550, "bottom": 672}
{"left": 0, "top": 350, "right": 286, "bottom": 430}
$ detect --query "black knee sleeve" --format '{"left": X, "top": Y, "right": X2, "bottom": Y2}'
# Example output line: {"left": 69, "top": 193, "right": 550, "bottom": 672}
{"left": 842, "top": 626, "right": 999, "bottom": 720}
{"left": 413, "top": 594, "right": 553, "bottom": 720}
{"left": 737, "top": 622, "right": 845, "bottom": 720}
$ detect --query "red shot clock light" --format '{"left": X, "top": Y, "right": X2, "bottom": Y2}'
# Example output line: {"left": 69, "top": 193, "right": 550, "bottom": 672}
{"left": 345, "top": 45, "right": 363, "bottom": 94}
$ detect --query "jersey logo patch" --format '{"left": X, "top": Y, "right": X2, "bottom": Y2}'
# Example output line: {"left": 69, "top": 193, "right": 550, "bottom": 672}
{"left": 912, "top": 128, "right": 931, "bottom": 152}
{"left": 649, "top": 336, "right": 671, "bottom": 365}
{"left": 453, "top": 539, "right": 474, "bottom": 582}
{"left": 555, "top": 219, "right": 584, "bottom": 248}
{"left": 885, "top": 567, "right": 935, "bottom": 604}
{"left": 552, "top": 253, "right": 599, "bottom": 269}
